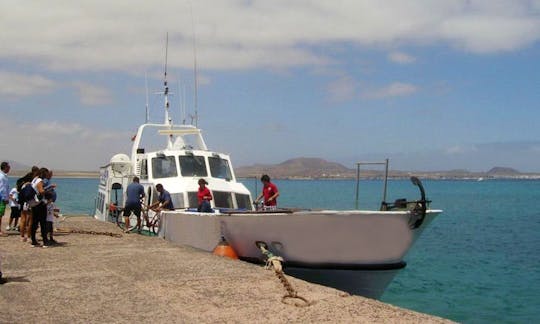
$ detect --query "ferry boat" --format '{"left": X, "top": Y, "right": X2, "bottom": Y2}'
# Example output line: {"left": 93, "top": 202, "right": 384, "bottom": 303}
{"left": 94, "top": 58, "right": 442, "bottom": 299}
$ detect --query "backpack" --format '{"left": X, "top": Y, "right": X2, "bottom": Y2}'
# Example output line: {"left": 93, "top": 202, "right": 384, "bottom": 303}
{"left": 16, "top": 173, "right": 33, "bottom": 191}
{"left": 19, "top": 184, "right": 37, "bottom": 204}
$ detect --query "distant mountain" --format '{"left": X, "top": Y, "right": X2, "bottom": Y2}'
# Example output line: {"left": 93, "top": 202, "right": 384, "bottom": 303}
{"left": 486, "top": 167, "right": 521, "bottom": 175}
{"left": 236, "top": 157, "right": 356, "bottom": 178}
{"left": 236, "top": 158, "right": 538, "bottom": 180}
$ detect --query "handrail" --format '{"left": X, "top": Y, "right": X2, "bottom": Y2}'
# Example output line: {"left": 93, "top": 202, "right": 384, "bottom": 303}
{"left": 354, "top": 159, "right": 389, "bottom": 210}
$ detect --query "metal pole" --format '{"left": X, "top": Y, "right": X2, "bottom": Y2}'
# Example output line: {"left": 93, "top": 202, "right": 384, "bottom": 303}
{"left": 355, "top": 163, "right": 360, "bottom": 209}
{"left": 254, "top": 176, "right": 258, "bottom": 198}
{"left": 382, "top": 158, "right": 389, "bottom": 203}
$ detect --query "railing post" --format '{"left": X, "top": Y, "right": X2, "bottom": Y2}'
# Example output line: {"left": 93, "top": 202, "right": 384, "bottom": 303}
{"left": 355, "top": 163, "right": 360, "bottom": 209}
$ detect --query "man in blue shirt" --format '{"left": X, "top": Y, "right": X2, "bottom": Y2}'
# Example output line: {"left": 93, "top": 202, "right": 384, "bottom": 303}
{"left": 123, "top": 176, "right": 145, "bottom": 233}
{"left": 0, "top": 162, "right": 11, "bottom": 237}
{"left": 149, "top": 184, "right": 174, "bottom": 211}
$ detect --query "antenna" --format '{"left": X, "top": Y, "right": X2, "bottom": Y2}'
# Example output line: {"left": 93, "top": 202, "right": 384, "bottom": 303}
{"left": 182, "top": 84, "right": 186, "bottom": 124}
{"left": 163, "top": 32, "right": 172, "bottom": 127}
{"left": 177, "top": 77, "right": 186, "bottom": 125}
{"left": 190, "top": 1, "right": 199, "bottom": 127}
{"left": 163, "top": 32, "right": 173, "bottom": 149}
{"left": 145, "top": 72, "right": 149, "bottom": 123}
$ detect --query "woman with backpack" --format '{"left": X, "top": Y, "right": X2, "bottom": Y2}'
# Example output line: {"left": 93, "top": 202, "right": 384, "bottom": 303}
{"left": 17, "top": 166, "right": 39, "bottom": 242}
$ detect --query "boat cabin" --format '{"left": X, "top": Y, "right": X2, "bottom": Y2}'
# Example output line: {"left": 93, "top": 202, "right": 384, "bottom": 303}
{"left": 94, "top": 124, "right": 254, "bottom": 222}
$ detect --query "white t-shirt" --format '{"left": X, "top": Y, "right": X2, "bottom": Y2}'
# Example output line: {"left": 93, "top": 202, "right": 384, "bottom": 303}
{"left": 31, "top": 177, "right": 42, "bottom": 192}
{"left": 46, "top": 202, "right": 55, "bottom": 222}
{"left": 9, "top": 188, "right": 19, "bottom": 208}
{"left": 30, "top": 177, "right": 47, "bottom": 205}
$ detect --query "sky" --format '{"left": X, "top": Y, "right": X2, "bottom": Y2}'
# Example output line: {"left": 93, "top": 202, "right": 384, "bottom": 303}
{"left": 1, "top": 0, "right": 540, "bottom": 172}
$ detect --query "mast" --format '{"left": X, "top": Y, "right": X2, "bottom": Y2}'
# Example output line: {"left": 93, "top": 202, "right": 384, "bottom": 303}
{"left": 163, "top": 33, "right": 173, "bottom": 149}
{"left": 145, "top": 72, "right": 149, "bottom": 123}
{"left": 190, "top": 2, "right": 199, "bottom": 127}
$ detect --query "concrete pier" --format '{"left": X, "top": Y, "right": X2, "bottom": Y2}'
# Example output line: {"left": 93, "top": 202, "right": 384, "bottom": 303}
{"left": 0, "top": 216, "right": 453, "bottom": 323}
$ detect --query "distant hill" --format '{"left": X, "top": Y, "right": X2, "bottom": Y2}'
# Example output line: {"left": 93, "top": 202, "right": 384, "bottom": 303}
{"left": 236, "top": 158, "right": 539, "bottom": 180}
{"left": 486, "top": 167, "right": 520, "bottom": 176}
{"left": 236, "top": 157, "right": 356, "bottom": 179}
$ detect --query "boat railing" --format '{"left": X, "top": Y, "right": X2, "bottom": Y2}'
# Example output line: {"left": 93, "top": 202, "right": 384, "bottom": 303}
{"left": 354, "top": 159, "right": 389, "bottom": 210}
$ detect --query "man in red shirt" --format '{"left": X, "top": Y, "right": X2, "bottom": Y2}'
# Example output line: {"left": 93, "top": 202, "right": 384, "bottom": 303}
{"left": 255, "top": 174, "right": 279, "bottom": 210}
{"left": 197, "top": 178, "right": 213, "bottom": 212}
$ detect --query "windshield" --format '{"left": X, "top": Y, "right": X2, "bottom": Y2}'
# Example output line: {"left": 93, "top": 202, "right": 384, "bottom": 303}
{"left": 209, "top": 156, "right": 232, "bottom": 180}
{"left": 179, "top": 155, "right": 207, "bottom": 177}
{"left": 151, "top": 156, "right": 178, "bottom": 179}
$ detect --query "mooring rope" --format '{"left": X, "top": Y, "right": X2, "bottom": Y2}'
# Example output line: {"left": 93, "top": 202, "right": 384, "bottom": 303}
{"left": 56, "top": 228, "right": 123, "bottom": 238}
{"left": 256, "top": 241, "right": 312, "bottom": 307}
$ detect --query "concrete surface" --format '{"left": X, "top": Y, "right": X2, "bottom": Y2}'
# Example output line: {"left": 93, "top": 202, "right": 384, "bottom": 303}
{"left": 0, "top": 215, "right": 453, "bottom": 323}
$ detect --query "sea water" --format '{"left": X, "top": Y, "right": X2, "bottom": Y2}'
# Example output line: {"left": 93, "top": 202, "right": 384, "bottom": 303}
{"left": 9, "top": 177, "right": 539, "bottom": 323}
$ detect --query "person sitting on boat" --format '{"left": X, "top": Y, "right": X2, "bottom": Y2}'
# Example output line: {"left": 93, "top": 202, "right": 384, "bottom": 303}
{"left": 197, "top": 179, "right": 213, "bottom": 213}
{"left": 255, "top": 174, "right": 279, "bottom": 211}
{"left": 148, "top": 184, "right": 174, "bottom": 212}
{"left": 123, "top": 176, "right": 145, "bottom": 233}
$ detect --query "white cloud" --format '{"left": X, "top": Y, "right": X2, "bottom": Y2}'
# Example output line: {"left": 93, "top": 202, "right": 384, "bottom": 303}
{"left": 0, "top": 1, "right": 538, "bottom": 73}
{"left": 439, "top": 14, "right": 540, "bottom": 53}
{"left": 388, "top": 52, "right": 416, "bottom": 64}
{"left": 361, "top": 82, "right": 418, "bottom": 99}
{"left": 0, "top": 71, "right": 57, "bottom": 98}
{"left": 0, "top": 118, "right": 132, "bottom": 170}
{"left": 72, "top": 82, "right": 113, "bottom": 106}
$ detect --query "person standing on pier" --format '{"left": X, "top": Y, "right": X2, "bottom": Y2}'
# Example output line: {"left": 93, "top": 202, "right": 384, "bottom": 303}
{"left": 30, "top": 168, "right": 50, "bottom": 247}
{"left": 0, "top": 162, "right": 11, "bottom": 236}
{"left": 255, "top": 174, "right": 280, "bottom": 211}
{"left": 7, "top": 187, "right": 20, "bottom": 231}
{"left": 17, "top": 166, "right": 39, "bottom": 242}
{"left": 123, "top": 177, "right": 145, "bottom": 233}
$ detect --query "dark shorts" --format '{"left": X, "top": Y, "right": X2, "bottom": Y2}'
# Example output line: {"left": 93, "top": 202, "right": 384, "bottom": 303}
{"left": 123, "top": 204, "right": 141, "bottom": 218}
{"left": 10, "top": 206, "right": 21, "bottom": 218}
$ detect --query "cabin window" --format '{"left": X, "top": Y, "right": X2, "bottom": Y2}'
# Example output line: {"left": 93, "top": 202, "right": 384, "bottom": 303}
{"left": 179, "top": 155, "right": 207, "bottom": 177}
{"left": 152, "top": 156, "right": 178, "bottom": 179}
{"left": 235, "top": 193, "right": 252, "bottom": 210}
{"left": 187, "top": 192, "right": 198, "bottom": 208}
{"left": 140, "top": 159, "right": 148, "bottom": 179}
{"left": 213, "top": 191, "right": 234, "bottom": 209}
{"left": 147, "top": 187, "right": 155, "bottom": 206}
{"left": 170, "top": 193, "right": 185, "bottom": 209}
{"left": 209, "top": 156, "right": 232, "bottom": 180}
{"left": 96, "top": 192, "right": 104, "bottom": 213}
{"left": 99, "top": 192, "right": 106, "bottom": 215}
{"left": 110, "top": 183, "right": 124, "bottom": 206}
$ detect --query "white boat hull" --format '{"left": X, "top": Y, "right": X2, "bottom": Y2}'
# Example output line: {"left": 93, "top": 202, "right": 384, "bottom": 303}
{"left": 159, "top": 209, "right": 441, "bottom": 298}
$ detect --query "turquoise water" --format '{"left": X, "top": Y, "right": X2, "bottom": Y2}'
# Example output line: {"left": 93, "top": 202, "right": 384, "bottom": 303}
{"left": 10, "top": 177, "right": 539, "bottom": 323}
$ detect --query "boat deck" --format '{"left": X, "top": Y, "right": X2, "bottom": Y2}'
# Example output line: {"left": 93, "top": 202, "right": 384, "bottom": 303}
{"left": 0, "top": 216, "right": 452, "bottom": 323}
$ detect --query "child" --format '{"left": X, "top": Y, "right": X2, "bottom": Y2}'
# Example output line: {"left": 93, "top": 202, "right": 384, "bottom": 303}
{"left": 44, "top": 192, "right": 58, "bottom": 245}
{"left": 7, "top": 187, "right": 20, "bottom": 231}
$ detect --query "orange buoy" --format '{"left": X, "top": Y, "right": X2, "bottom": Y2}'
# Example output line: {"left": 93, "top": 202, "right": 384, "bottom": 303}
{"left": 213, "top": 236, "right": 239, "bottom": 260}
